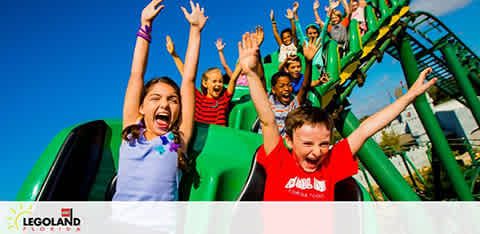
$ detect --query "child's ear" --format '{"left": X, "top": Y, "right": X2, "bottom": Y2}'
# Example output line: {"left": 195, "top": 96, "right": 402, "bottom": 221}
{"left": 285, "top": 134, "right": 293, "bottom": 149}
{"left": 201, "top": 79, "right": 208, "bottom": 89}
{"left": 139, "top": 104, "right": 145, "bottom": 115}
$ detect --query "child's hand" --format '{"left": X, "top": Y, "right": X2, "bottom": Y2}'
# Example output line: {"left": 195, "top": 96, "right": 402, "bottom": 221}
{"left": 238, "top": 32, "right": 259, "bottom": 73}
{"left": 303, "top": 38, "right": 321, "bottom": 61}
{"left": 215, "top": 38, "right": 225, "bottom": 51}
{"left": 255, "top": 25, "right": 264, "bottom": 47}
{"left": 181, "top": 0, "right": 209, "bottom": 31}
{"left": 313, "top": 0, "right": 320, "bottom": 10}
{"left": 320, "top": 72, "right": 330, "bottom": 84}
{"left": 293, "top": 1, "right": 300, "bottom": 14}
{"left": 270, "top": 10, "right": 275, "bottom": 21}
{"left": 285, "top": 9, "right": 294, "bottom": 20}
{"left": 330, "top": 0, "right": 340, "bottom": 10}
{"left": 166, "top": 35, "right": 175, "bottom": 55}
{"left": 408, "top": 67, "right": 437, "bottom": 97}
{"left": 141, "top": 0, "right": 165, "bottom": 25}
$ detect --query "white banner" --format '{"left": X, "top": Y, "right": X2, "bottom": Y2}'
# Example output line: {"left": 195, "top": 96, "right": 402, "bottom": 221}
{"left": 1, "top": 202, "right": 479, "bottom": 234}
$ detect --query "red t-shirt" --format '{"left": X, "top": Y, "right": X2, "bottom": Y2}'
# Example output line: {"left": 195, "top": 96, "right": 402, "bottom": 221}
{"left": 194, "top": 89, "right": 233, "bottom": 126}
{"left": 257, "top": 137, "right": 358, "bottom": 201}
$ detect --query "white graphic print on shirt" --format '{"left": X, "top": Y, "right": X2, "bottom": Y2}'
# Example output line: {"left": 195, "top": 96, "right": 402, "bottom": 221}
{"left": 285, "top": 177, "right": 326, "bottom": 192}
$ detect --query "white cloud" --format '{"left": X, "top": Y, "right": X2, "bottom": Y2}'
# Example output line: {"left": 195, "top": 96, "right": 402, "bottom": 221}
{"left": 410, "top": 0, "right": 473, "bottom": 16}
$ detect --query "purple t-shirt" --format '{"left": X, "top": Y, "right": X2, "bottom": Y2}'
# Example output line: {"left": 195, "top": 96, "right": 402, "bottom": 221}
{"left": 113, "top": 131, "right": 181, "bottom": 201}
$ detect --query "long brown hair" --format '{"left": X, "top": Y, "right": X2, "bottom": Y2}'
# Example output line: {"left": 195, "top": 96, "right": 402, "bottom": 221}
{"left": 121, "top": 77, "right": 189, "bottom": 172}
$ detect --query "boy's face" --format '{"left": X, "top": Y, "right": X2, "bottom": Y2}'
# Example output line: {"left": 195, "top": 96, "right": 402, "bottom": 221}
{"left": 271, "top": 76, "right": 293, "bottom": 105}
{"left": 286, "top": 123, "right": 331, "bottom": 173}
{"left": 284, "top": 61, "right": 302, "bottom": 80}
{"left": 331, "top": 11, "right": 342, "bottom": 24}
{"left": 202, "top": 70, "right": 224, "bottom": 98}
{"left": 281, "top": 31, "right": 293, "bottom": 46}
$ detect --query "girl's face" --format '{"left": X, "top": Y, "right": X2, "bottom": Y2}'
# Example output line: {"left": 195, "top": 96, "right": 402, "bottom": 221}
{"left": 281, "top": 31, "right": 293, "bottom": 46}
{"left": 140, "top": 82, "right": 180, "bottom": 139}
{"left": 306, "top": 27, "right": 319, "bottom": 40}
{"left": 352, "top": 1, "right": 359, "bottom": 12}
{"left": 202, "top": 70, "right": 224, "bottom": 99}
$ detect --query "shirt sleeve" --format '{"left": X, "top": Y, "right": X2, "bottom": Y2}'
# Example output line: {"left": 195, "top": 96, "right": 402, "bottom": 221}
{"left": 294, "top": 19, "right": 306, "bottom": 45}
{"left": 256, "top": 137, "right": 287, "bottom": 173}
{"left": 325, "top": 138, "right": 358, "bottom": 183}
{"left": 341, "top": 16, "right": 350, "bottom": 28}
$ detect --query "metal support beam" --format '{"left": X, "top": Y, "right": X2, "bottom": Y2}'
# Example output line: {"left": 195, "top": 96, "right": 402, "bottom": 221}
{"left": 441, "top": 44, "right": 480, "bottom": 127}
{"left": 398, "top": 36, "right": 474, "bottom": 201}
{"left": 336, "top": 110, "right": 421, "bottom": 201}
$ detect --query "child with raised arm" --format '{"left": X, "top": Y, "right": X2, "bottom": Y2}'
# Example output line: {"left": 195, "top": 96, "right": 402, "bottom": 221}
{"left": 239, "top": 33, "right": 437, "bottom": 201}
{"left": 327, "top": 0, "right": 351, "bottom": 56}
{"left": 270, "top": 9, "right": 299, "bottom": 62}
{"left": 255, "top": 37, "right": 321, "bottom": 137}
{"left": 350, "top": 0, "right": 368, "bottom": 36}
{"left": 113, "top": 0, "right": 208, "bottom": 201}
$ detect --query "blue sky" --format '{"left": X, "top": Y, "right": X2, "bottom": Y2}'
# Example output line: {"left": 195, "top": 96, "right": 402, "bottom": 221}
{"left": 1, "top": 0, "right": 478, "bottom": 200}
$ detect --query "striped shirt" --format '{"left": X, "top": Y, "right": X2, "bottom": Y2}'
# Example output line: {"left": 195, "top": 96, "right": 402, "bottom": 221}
{"left": 195, "top": 89, "right": 233, "bottom": 126}
{"left": 259, "top": 93, "right": 299, "bottom": 137}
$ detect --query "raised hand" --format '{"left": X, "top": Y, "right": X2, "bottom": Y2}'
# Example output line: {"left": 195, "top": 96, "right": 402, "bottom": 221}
{"left": 330, "top": 0, "right": 340, "bottom": 10}
{"left": 303, "top": 38, "right": 322, "bottom": 61}
{"left": 141, "top": 0, "right": 165, "bottom": 25}
{"left": 285, "top": 8, "right": 294, "bottom": 20}
{"left": 293, "top": 1, "right": 300, "bottom": 13}
{"left": 408, "top": 68, "right": 437, "bottom": 97}
{"left": 215, "top": 38, "right": 225, "bottom": 51}
{"left": 270, "top": 9, "right": 275, "bottom": 21}
{"left": 181, "top": 0, "right": 209, "bottom": 31}
{"left": 313, "top": 0, "right": 320, "bottom": 10}
{"left": 255, "top": 25, "right": 264, "bottom": 47}
{"left": 238, "top": 32, "right": 259, "bottom": 73}
{"left": 166, "top": 35, "right": 175, "bottom": 55}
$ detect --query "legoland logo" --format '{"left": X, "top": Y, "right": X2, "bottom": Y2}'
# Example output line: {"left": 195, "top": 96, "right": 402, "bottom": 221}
{"left": 6, "top": 204, "right": 33, "bottom": 231}
{"left": 6, "top": 205, "right": 82, "bottom": 232}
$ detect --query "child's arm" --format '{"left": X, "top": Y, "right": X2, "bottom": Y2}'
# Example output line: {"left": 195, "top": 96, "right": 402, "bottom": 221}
{"left": 311, "top": 72, "right": 329, "bottom": 87}
{"left": 359, "top": 0, "right": 367, "bottom": 8}
{"left": 286, "top": 8, "right": 298, "bottom": 46}
{"left": 313, "top": 0, "right": 324, "bottom": 28}
{"left": 239, "top": 32, "right": 279, "bottom": 155}
{"left": 226, "top": 63, "right": 242, "bottom": 95}
{"left": 347, "top": 68, "right": 437, "bottom": 155}
{"left": 270, "top": 10, "right": 283, "bottom": 46}
{"left": 215, "top": 38, "right": 234, "bottom": 78}
{"left": 179, "top": 0, "right": 208, "bottom": 148}
{"left": 255, "top": 26, "right": 267, "bottom": 92}
{"left": 123, "top": 0, "right": 164, "bottom": 129}
{"left": 292, "top": 2, "right": 306, "bottom": 45}
{"left": 296, "top": 39, "right": 321, "bottom": 104}
{"left": 166, "top": 35, "right": 185, "bottom": 77}
{"left": 342, "top": 0, "right": 351, "bottom": 17}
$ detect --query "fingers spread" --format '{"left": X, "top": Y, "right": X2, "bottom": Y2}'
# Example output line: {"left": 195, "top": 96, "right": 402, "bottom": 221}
{"left": 189, "top": 0, "right": 195, "bottom": 11}
{"left": 180, "top": 6, "right": 189, "bottom": 17}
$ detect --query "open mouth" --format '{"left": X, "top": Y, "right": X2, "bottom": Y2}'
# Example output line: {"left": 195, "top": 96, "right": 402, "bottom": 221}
{"left": 155, "top": 113, "right": 170, "bottom": 130}
{"left": 280, "top": 93, "right": 291, "bottom": 103}
{"left": 305, "top": 157, "right": 320, "bottom": 167}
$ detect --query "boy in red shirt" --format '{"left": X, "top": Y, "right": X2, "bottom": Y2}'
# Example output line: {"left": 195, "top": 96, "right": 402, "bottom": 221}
{"left": 237, "top": 32, "right": 437, "bottom": 201}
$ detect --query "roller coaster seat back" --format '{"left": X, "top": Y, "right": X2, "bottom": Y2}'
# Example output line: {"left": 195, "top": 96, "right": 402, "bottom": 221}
{"left": 237, "top": 148, "right": 364, "bottom": 201}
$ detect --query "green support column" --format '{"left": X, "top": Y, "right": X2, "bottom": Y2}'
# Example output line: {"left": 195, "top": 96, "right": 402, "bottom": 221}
{"left": 336, "top": 110, "right": 421, "bottom": 201}
{"left": 441, "top": 44, "right": 480, "bottom": 127}
{"left": 398, "top": 37, "right": 474, "bottom": 201}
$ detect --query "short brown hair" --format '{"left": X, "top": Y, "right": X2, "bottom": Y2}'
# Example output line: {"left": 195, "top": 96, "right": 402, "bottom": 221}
{"left": 285, "top": 106, "right": 334, "bottom": 138}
